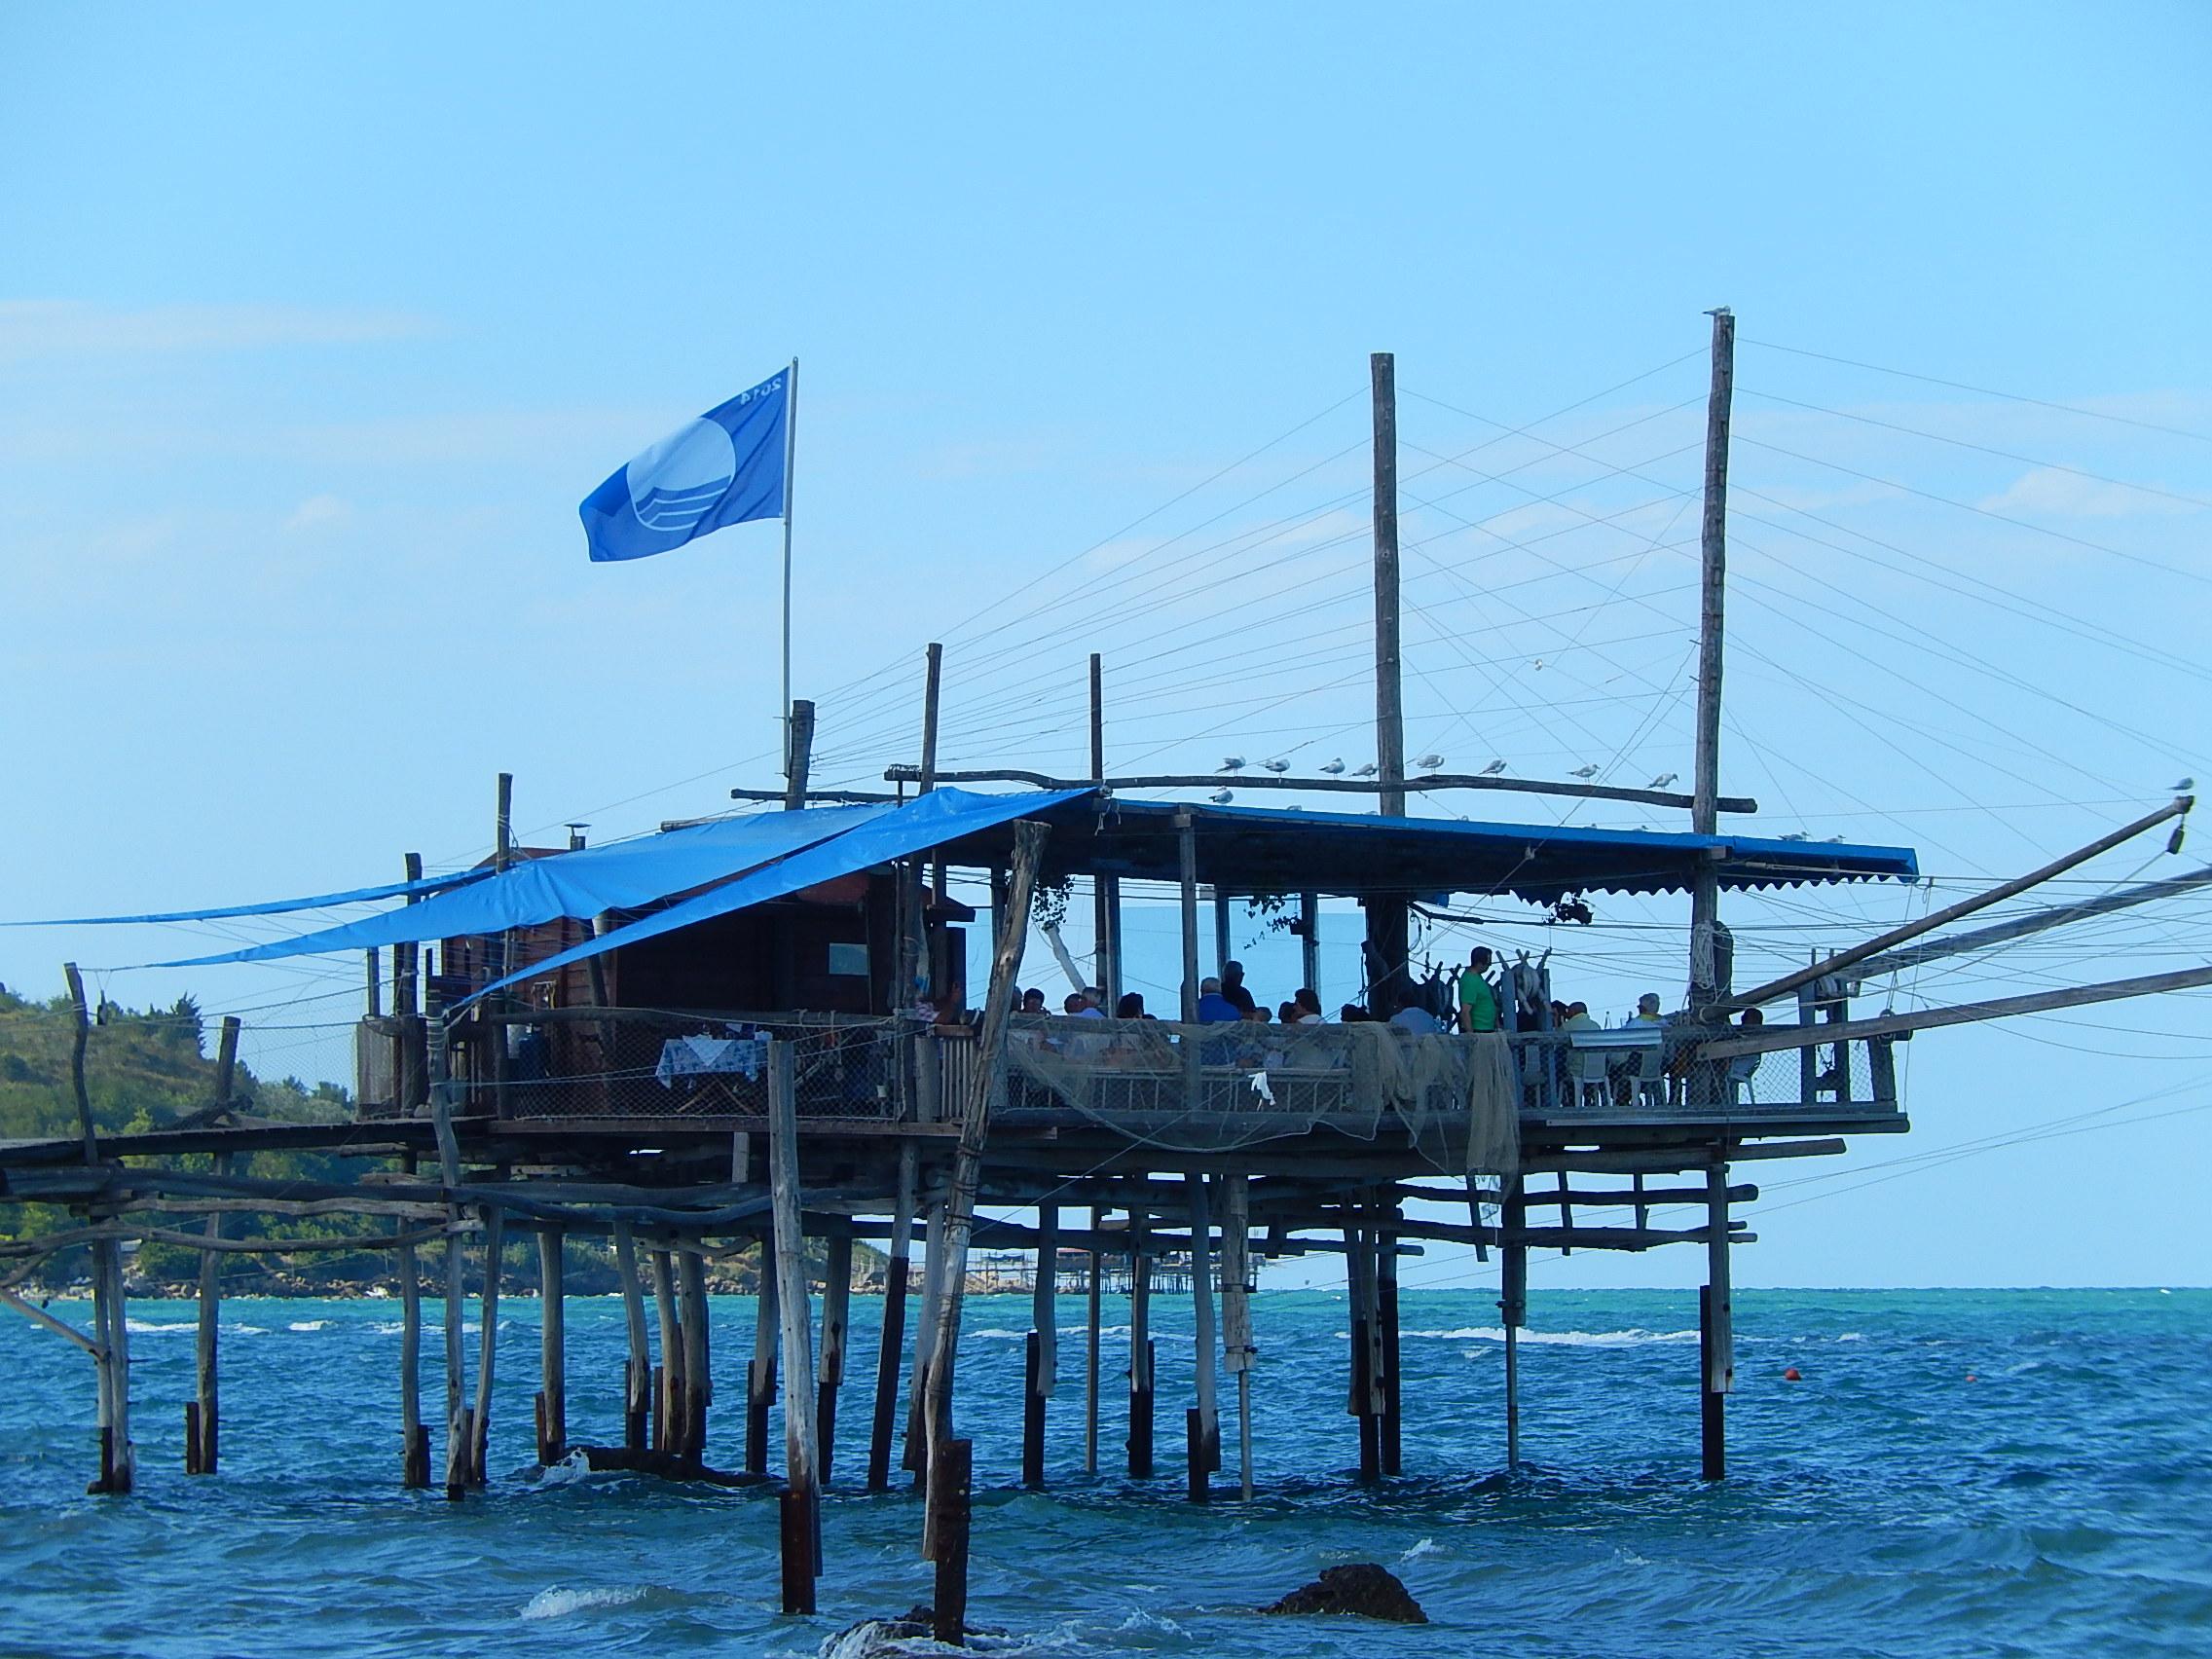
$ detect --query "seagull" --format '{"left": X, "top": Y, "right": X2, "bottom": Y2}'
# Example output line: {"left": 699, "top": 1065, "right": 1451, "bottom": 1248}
{"left": 1779, "top": 830, "right": 1810, "bottom": 841}
{"left": 1481, "top": 758, "right": 1507, "bottom": 776}
{"left": 1218, "top": 756, "right": 1246, "bottom": 773}
{"left": 1209, "top": 788, "right": 1235, "bottom": 804}
{"left": 1262, "top": 758, "right": 1291, "bottom": 773}
{"left": 2171, "top": 777, "right": 2195, "bottom": 792}
{"left": 1414, "top": 753, "right": 1445, "bottom": 771}
{"left": 1569, "top": 764, "right": 1601, "bottom": 779}
{"left": 1824, "top": 834, "right": 1848, "bottom": 843}
{"left": 1352, "top": 761, "right": 1379, "bottom": 777}
{"left": 1319, "top": 757, "right": 1346, "bottom": 775}
{"left": 1647, "top": 772, "right": 1678, "bottom": 790}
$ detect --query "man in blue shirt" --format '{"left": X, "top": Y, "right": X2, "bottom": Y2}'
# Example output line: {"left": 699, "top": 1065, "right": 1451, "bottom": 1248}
{"left": 1195, "top": 976, "right": 1241, "bottom": 1023}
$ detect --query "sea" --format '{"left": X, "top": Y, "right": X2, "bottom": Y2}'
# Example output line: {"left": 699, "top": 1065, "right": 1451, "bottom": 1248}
{"left": 2, "top": 1287, "right": 2206, "bottom": 1658}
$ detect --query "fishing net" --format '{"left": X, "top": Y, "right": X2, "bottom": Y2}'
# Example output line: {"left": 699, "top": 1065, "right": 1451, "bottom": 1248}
{"left": 1002, "top": 1015, "right": 1518, "bottom": 1175}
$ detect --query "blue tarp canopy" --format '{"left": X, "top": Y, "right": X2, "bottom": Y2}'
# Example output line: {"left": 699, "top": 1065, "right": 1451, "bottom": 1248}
{"left": 1041, "top": 800, "right": 1920, "bottom": 903}
{"left": 461, "top": 787, "right": 1092, "bottom": 1004}
{"left": 151, "top": 802, "right": 894, "bottom": 968}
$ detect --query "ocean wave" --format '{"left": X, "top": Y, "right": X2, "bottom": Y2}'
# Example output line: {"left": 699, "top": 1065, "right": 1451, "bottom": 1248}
{"left": 1402, "top": 1535, "right": 1441, "bottom": 1561}
{"left": 1407, "top": 1325, "right": 1698, "bottom": 1346}
{"left": 287, "top": 1319, "right": 330, "bottom": 1332}
{"left": 518, "top": 1585, "right": 647, "bottom": 1621}
{"left": 124, "top": 1319, "right": 196, "bottom": 1333}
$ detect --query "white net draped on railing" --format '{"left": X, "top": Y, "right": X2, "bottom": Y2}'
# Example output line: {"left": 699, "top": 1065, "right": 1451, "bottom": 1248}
{"left": 1000, "top": 1016, "right": 1519, "bottom": 1174}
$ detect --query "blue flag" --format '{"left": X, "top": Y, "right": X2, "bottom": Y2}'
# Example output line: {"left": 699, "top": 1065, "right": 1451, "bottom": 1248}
{"left": 580, "top": 367, "right": 790, "bottom": 562}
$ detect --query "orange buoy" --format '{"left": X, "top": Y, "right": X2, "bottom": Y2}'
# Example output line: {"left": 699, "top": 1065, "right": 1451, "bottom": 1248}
{"left": 1782, "top": 1366, "right": 1803, "bottom": 1382}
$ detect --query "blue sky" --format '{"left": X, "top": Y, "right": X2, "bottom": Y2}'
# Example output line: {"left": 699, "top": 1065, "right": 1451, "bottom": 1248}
{"left": 3, "top": 5, "right": 2209, "bottom": 1289}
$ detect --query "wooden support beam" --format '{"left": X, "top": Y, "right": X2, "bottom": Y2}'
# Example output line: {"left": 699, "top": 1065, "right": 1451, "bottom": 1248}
{"left": 1719, "top": 796, "right": 2194, "bottom": 1014}
{"left": 881, "top": 765, "right": 1755, "bottom": 815}
{"left": 903, "top": 1197, "right": 945, "bottom": 1482}
{"left": 1689, "top": 305, "right": 1735, "bottom": 1003}
{"left": 923, "top": 817, "right": 1050, "bottom": 1559}
{"left": 929, "top": 1438, "right": 974, "bottom": 1646}
{"left": 747, "top": 1236, "right": 777, "bottom": 1475}
{"left": 1346, "top": 1218, "right": 1379, "bottom": 1483}
{"left": 397, "top": 1157, "right": 428, "bottom": 1488}
{"left": 767, "top": 1040, "right": 821, "bottom": 1610}
{"left": 1220, "top": 1174, "right": 1255, "bottom": 1500}
{"left": 190, "top": 1064, "right": 234, "bottom": 1479}
{"left": 1702, "top": 1158, "right": 1733, "bottom": 1481}
{"left": 1187, "top": 1175, "right": 1218, "bottom": 1501}
{"left": 783, "top": 700, "right": 816, "bottom": 811}
{"left": 1501, "top": 1180, "right": 1527, "bottom": 1472}
{"left": 1379, "top": 1206, "right": 1402, "bottom": 1476}
{"left": 679, "top": 1245, "right": 712, "bottom": 1461}
{"left": 1703, "top": 962, "right": 2212, "bottom": 1057}
{"left": 649, "top": 1247, "right": 681, "bottom": 1456}
{"left": 1022, "top": 1202, "right": 1056, "bottom": 1489}
{"left": 1085, "top": 1205, "right": 1103, "bottom": 1479}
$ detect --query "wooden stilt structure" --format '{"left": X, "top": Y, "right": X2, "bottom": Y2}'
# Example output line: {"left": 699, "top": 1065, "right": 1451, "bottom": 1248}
{"left": 817, "top": 1233, "right": 852, "bottom": 1486}
{"left": 1186, "top": 1174, "right": 1219, "bottom": 1501}
{"left": 1084, "top": 1204, "right": 1102, "bottom": 1478}
{"left": 397, "top": 1149, "right": 430, "bottom": 1488}
{"left": 188, "top": 1016, "right": 240, "bottom": 1477}
{"left": 470, "top": 1205, "right": 504, "bottom": 1485}
{"left": 612, "top": 1220, "right": 650, "bottom": 1452}
{"left": 1022, "top": 1202, "right": 1056, "bottom": 1488}
{"left": 747, "top": 1237, "right": 777, "bottom": 1475}
{"left": 1126, "top": 1212, "right": 1154, "bottom": 1478}
{"left": 679, "top": 1245, "right": 712, "bottom": 1463}
{"left": 767, "top": 1040, "right": 822, "bottom": 1613}
{"left": 1220, "top": 1173, "right": 1256, "bottom": 1500}
{"left": 535, "top": 1224, "right": 567, "bottom": 1465}
{"left": 649, "top": 1246, "right": 682, "bottom": 1454}
{"left": 866, "top": 1142, "right": 916, "bottom": 1493}
{"left": 903, "top": 1195, "right": 946, "bottom": 1486}
{"left": 1379, "top": 1205, "right": 1402, "bottom": 1477}
{"left": 1501, "top": 1179, "right": 1528, "bottom": 1472}
{"left": 1702, "top": 1157, "right": 1734, "bottom": 1481}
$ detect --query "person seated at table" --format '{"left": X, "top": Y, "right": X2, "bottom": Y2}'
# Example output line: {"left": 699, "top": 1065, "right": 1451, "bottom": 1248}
{"left": 1196, "top": 977, "right": 1242, "bottom": 1023}
{"left": 1457, "top": 946, "right": 1501, "bottom": 1034}
{"left": 1276, "top": 999, "right": 1301, "bottom": 1025}
{"left": 1292, "top": 987, "right": 1326, "bottom": 1024}
{"left": 1388, "top": 987, "right": 1444, "bottom": 1035}
{"left": 1115, "top": 991, "right": 1146, "bottom": 1018}
{"left": 1221, "top": 960, "right": 1257, "bottom": 1015}
{"left": 1020, "top": 987, "right": 1048, "bottom": 1016}
{"left": 1562, "top": 1000, "right": 1599, "bottom": 1033}
{"left": 1626, "top": 991, "right": 1665, "bottom": 1026}
{"left": 1728, "top": 1007, "right": 1764, "bottom": 1097}
{"left": 1081, "top": 985, "right": 1105, "bottom": 1013}
{"left": 1340, "top": 1003, "right": 1373, "bottom": 1023}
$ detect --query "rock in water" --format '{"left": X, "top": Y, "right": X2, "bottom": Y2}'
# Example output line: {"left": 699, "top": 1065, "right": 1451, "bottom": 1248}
{"left": 1260, "top": 1563, "right": 1428, "bottom": 1624}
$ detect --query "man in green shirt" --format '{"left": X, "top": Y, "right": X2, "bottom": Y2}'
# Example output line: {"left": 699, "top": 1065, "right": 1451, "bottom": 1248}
{"left": 1457, "top": 946, "right": 1501, "bottom": 1034}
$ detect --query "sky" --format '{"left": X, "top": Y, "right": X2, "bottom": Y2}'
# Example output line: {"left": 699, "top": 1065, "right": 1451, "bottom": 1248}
{"left": 3, "top": 4, "right": 2209, "bottom": 1291}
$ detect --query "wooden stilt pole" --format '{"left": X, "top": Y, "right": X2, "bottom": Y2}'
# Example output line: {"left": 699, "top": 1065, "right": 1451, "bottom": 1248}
{"left": 1702, "top": 1157, "right": 1733, "bottom": 1481}
{"left": 1690, "top": 306, "right": 1734, "bottom": 1004}
{"left": 649, "top": 1246, "right": 682, "bottom": 1455}
{"left": 903, "top": 1196, "right": 946, "bottom": 1484}
{"left": 767, "top": 1041, "right": 822, "bottom": 1611}
{"left": 189, "top": 1016, "right": 240, "bottom": 1477}
{"left": 679, "top": 1246, "right": 712, "bottom": 1463}
{"left": 1084, "top": 1205, "right": 1102, "bottom": 1478}
{"left": 1022, "top": 1203, "right": 1056, "bottom": 1489}
{"left": 1367, "top": 351, "right": 1410, "bottom": 1007}
{"left": 929, "top": 1438, "right": 974, "bottom": 1646}
{"left": 1379, "top": 1206, "right": 1402, "bottom": 1477}
{"left": 613, "top": 1221, "right": 650, "bottom": 1451}
{"left": 1501, "top": 1180, "right": 1527, "bottom": 1472}
{"left": 397, "top": 1148, "right": 429, "bottom": 1488}
{"left": 1347, "top": 1219, "right": 1380, "bottom": 1483}
{"left": 64, "top": 964, "right": 131, "bottom": 1496}
{"left": 470, "top": 1205, "right": 504, "bottom": 1485}
{"left": 442, "top": 1209, "right": 468, "bottom": 1498}
{"left": 818, "top": 1234, "right": 852, "bottom": 1487}
{"left": 868, "top": 1142, "right": 917, "bottom": 1493}
{"left": 1220, "top": 1174, "right": 1255, "bottom": 1500}
{"left": 1126, "top": 1212, "right": 1154, "bottom": 1478}
{"left": 1187, "top": 1175, "right": 1219, "bottom": 1500}
{"left": 747, "top": 1236, "right": 778, "bottom": 1476}
{"left": 535, "top": 1225, "right": 566, "bottom": 1465}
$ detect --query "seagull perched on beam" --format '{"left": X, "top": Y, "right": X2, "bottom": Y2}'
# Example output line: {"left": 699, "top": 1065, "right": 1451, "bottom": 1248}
{"left": 1569, "top": 764, "right": 1601, "bottom": 779}
{"left": 1218, "top": 756, "right": 1246, "bottom": 773}
{"left": 1319, "top": 757, "right": 1346, "bottom": 775}
{"left": 1647, "top": 772, "right": 1678, "bottom": 790}
{"left": 1414, "top": 753, "right": 1445, "bottom": 771}
{"left": 1779, "top": 830, "right": 1810, "bottom": 841}
{"left": 1352, "top": 761, "right": 1379, "bottom": 777}
{"left": 1209, "top": 788, "right": 1235, "bottom": 804}
{"left": 1262, "top": 758, "right": 1291, "bottom": 773}
{"left": 1481, "top": 759, "right": 1507, "bottom": 776}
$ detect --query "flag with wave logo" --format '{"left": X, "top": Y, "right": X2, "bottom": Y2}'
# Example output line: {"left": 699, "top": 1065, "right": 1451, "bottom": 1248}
{"left": 580, "top": 367, "right": 791, "bottom": 562}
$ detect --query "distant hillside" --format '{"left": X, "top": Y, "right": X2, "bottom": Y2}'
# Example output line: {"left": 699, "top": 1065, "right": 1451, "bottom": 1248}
{"left": 0, "top": 986, "right": 882, "bottom": 1295}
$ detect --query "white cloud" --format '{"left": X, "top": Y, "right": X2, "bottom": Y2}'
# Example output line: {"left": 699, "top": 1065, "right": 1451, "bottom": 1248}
{"left": 0, "top": 300, "right": 437, "bottom": 359}
{"left": 283, "top": 494, "right": 351, "bottom": 532}
{"left": 1978, "top": 465, "right": 2197, "bottom": 520}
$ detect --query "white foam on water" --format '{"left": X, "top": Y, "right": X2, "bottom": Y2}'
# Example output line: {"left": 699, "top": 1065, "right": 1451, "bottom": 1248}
{"left": 124, "top": 1319, "right": 196, "bottom": 1333}
{"left": 287, "top": 1319, "right": 330, "bottom": 1332}
{"left": 1836, "top": 1331, "right": 1867, "bottom": 1342}
{"left": 536, "top": 1450, "right": 595, "bottom": 1489}
{"left": 1115, "top": 1609, "right": 1187, "bottom": 1636}
{"left": 368, "top": 1320, "right": 405, "bottom": 1335}
{"left": 518, "top": 1585, "right": 647, "bottom": 1621}
{"left": 1402, "top": 1535, "right": 1441, "bottom": 1561}
{"left": 1412, "top": 1325, "right": 1697, "bottom": 1347}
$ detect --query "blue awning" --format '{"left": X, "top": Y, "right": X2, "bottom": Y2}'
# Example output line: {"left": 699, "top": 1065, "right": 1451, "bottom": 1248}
{"left": 461, "top": 787, "right": 1091, "bottom": 1005}
{"left": 150, "top": 802, "right": 894, "bottom": 968}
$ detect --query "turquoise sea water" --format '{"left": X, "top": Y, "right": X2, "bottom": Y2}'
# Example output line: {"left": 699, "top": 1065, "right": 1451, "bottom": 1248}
{"left": 2, "top": 1287, "right": 2207, "bottom": 1657}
